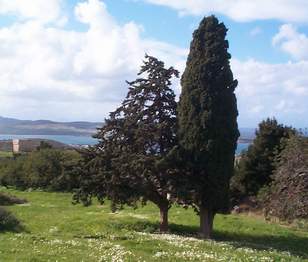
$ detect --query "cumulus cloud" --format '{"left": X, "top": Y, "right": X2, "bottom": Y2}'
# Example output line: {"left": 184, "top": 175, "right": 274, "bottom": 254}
{"left": 0, "top": 0, "right": 187, "bottom": 121}
{"left": 273, "top": 24, "right": 308, "bottom": 60}
{"left": 143, "top": 0, "right": 308, "bottom": 22}
{"left": 232, "top": 59, "right": 308, "bottom": 126}
{"left": 0, "top": 0, "right": 64, "bottom": 24}
{"left": 0, "top": 0, "right": 307, "bottom": 127}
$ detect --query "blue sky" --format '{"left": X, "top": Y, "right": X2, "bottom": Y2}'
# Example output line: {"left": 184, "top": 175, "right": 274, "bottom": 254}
{"left": 0, "top": 0, "right": 307, "bottom": 128}
{"left": 65, "top": 0, "right": 293, "bottom": 63}
{"left": 63, "top": 0, "right": 306, "bottom": 62}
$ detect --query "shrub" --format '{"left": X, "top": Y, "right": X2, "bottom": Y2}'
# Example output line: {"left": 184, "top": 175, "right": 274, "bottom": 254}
{"left": 0, "top": 207, "right": 21, "bottom": 232}
{"left": 0, "top": 149, "right": 81, "bottom": 192}
{"left": 0, "top": 156, "right": 28, "bottom": 189}
{"left": 231, "top": 118, "right": 295, "bottom": 201}
{"left": 264, "top": 135, "right": 308, "bottom": 222}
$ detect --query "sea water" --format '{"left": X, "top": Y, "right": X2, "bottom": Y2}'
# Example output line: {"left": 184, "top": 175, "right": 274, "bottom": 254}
{"left": 0, "top": 134, "right": 250, "bottom": 154}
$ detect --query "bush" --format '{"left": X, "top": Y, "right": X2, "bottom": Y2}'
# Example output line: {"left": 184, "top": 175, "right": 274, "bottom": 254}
{"left": 0, "top": 192, "right": 27, "bottom": 206}
{"left": 0, "top": 207, "right": 21, "bottom": 232}
{"left": 264, "top": 135, "right": 308, "bottom": 222}
{"left": 0, "top": 149, "right": 81, "bottom": 192}
{"left": 0, "top": 156, "right": 28, "bottom": 189}
{"left": 231, "top": 118, "right": 295, "bottom": 201}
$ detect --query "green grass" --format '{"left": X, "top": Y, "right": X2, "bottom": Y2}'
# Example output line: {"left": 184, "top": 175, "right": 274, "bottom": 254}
{"left": 0, "top": 188, "right": 307, "bottom": 261}
{"left": 0, "top": 151, "right": 13, "bottom": 158}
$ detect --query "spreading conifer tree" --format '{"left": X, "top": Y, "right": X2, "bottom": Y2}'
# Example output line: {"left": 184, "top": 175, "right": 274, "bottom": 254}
{"left": 176, "top": 16, "right": 239, "bottom": 238}
{"left": 74, "top": 55, "right": 179, "bottom": 232}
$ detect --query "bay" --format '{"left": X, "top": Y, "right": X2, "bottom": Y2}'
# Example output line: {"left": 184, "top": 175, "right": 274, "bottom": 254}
{"left": 0, "top": 134, "right": 250, "bottom": 154}
{"left": 0, "top": 134, "right": 97, "bottom": 146}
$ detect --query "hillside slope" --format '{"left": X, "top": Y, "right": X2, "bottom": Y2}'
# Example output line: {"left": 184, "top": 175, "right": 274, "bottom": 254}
{"left": 0, "top": 116, "right": 102, "bottom": 136}
{"left": 0, "top": 188, "right": 307, "bottom": 261}
{"left": 0, "top": 116, "right": 256, "bottom": 142}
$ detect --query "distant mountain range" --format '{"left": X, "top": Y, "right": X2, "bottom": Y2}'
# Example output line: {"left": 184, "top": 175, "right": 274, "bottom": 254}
{"left": 0, "top": 116, "right": 256, "bottom": 141}
{"left": 238, "top": 127, "right": 256, "bottom": 142}
{"left": 0, "top": 116, "right": 102, "bottom": 136}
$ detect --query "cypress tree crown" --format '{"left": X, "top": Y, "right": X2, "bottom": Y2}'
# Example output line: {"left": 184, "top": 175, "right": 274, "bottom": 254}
{"left": 177, "top": 15, "right": 239, "bottom": 212}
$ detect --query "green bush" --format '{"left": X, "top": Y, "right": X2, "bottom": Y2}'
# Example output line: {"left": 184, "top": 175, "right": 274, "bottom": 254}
{"left": 0, "top": 207, "right": 21, "bottom": 232}
{"left": 0, "top": 149, "right": 81, "bottom": 192}
{"left": 264, "top": 135, "right": 308, "bottom": 222}
{"left": 231, "top": 118, "right": 295, "bottom": 202}
{"left": 0, "top": 156, "right": 28, "bottom": 189}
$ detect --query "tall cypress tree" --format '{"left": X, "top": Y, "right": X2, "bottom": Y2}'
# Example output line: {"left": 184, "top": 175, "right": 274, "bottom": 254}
{"left": 177, "top": 16, "right": 239, "bottom": 238}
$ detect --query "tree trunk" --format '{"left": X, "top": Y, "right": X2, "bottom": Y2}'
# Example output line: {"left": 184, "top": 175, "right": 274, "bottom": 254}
{"left": 159, "top": 205, "right": 169, "bottom": 232}
{"left": 209, "top": 211, "right": 215, "bottom": 237}
{"left": 199, "top": 206, "right": 215, "bottom": 239}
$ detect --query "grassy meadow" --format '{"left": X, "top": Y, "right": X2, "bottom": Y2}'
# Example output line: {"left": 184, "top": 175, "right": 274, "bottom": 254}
{"left": 0, "top": 188, "right": 307, "bottom": 261}
{"left": 0, "top": 151, "right": 13, "bottom": 158}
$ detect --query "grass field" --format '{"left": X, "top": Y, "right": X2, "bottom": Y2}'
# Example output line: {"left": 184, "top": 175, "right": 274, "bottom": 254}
{"left": 0, "top": 188, "right": 307, "bottom": 261}
{"left": 0, "top": 151, "right": 13, "bottom": 158}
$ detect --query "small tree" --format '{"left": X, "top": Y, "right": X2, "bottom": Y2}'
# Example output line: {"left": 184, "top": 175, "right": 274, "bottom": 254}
{"left": 0, "top": 149, "right": 81, "bottom": 191}
{"left": 74, "top": 55, "right": 179, "bottom": 232}
{"left": 176, "top": 16, "right": 239, "bottom": 238}
{"left": 231, "top": 118, "right": 295, "bottom": 198}
{"left": 264, "top": 135, "right": 308, "bottom": 221}
{"left": 36, "top": 141, "right": 53, "bottom": 151}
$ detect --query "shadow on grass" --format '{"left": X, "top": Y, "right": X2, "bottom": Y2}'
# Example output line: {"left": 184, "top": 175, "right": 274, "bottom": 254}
{"left": 0, "top": 192, "right": 28, "bottom": 206}
{"left": 0, "top": 223, "right": 25, "bottom": 233}
{"left": 212, "top": 230, "right": 308, "bottom": 259}
{"left": 117, "top": 220, "right": 308, "bottom": 259}
{"left": 172, "top": 223, "right": 308, "bottom": 259}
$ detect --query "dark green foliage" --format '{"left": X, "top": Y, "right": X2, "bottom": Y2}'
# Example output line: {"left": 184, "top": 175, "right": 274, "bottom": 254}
{"left": 0, "top": 192, "right": 26, "bottom": 232}
{"left": 0, "top": 192, "right": 27, "bottom": 206}
{"left": 0, "top": 207, "right": 21, "bottom": 232}
{"left": 264, "top": 135, "right": 308, "bottom": 221}
{"left": 0, "top": 149, "right": 81, "bottom": 191}
{"left": 23, "top": 149, "right": 63, "bottom": 189}
{"left": 73, "top": 146, "right": 128, "bottom": 208}
{"left": 74, "top": 55, "right": 179, "bottom": 231}
{"left": 0, "top": 156, "right": 27, "bottom": 189}
{"left": 59, "top": 150, "right": 83, "bottom": 191}
{"left": 231, "top": 118, "right": 295, "bottom": 199}
{"left": 176, "top": 15, "right": 239, "bottom": 237}
{"left": 36, "top": 141, "right": 53, "bottom": 151}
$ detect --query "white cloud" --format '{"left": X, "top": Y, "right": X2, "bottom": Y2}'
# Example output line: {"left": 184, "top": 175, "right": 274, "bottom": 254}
{"left": 273, "top": 24, "right": 308, "bottom": 60}
{"left": 232, "top": 59, "right": 308, "bottom": 126}
{"left": 143, "top": 0, "right": 308, "bottom": 22}
{"left": 0, "top": 0, "right": 187, "bottom": 121}
{"left": 249, "top": 105, "right": 264, "bottom": 114}
{"left": 0, "top": 0, "right": 64, "bottom": 23}
{"left": 0, "top": 0, "right": 307, "bottom": 127}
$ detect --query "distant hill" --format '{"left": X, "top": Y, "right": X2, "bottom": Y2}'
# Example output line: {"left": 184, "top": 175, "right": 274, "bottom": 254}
{"left": 0, "top": 116, "right": 102, "bottom": 136}
{"left": 0, "top": 116, "right": 256, "bottom": 141}
{"left": 238, "top": 128, "right": 256, "bottom": 143}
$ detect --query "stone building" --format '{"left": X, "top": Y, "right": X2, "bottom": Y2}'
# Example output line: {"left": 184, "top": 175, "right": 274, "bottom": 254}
{"left": 12, "top": 139, "right": 20, "bottom": 153}
{"left": 0, "top": 139, "right": 71, "bottom": 153}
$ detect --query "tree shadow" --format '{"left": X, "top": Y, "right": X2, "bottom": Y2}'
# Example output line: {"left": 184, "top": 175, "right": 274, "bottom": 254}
{"left": 214, "top": 230, "right": 308, "bottom": 259}
{"left": 0, "top": 223, "right": 26, "bottom": 233}
{"left": 169, "top": 223, "right": 308, "bottom": 259}
{"left": 127, "top": 221, "right": 308, "bottom": 259}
